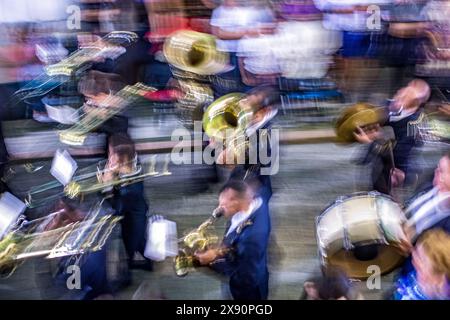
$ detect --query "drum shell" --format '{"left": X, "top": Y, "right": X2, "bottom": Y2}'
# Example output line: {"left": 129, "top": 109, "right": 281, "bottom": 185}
{"left": 316, "top": 192, "right": 406, "bottom": 279}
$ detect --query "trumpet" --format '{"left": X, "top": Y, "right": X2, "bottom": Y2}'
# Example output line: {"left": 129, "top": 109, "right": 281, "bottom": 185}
{"left": 25, "top": 154, "right": 172, "bottom": 208}
{"left": 59, "top": 82, "right": 157, "bottom": 146}
{"left": 174, "top": 207, "right": 225, "bottom": 277}
{"left": 45, "top": 31, "right": 139, "bottom": 77}
{"left": 413, "top": 110, "right": 450, "bottom": 144}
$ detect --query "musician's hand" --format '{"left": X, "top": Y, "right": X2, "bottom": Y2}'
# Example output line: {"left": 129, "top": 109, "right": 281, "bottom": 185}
{"left": 44, "top": 215, "right": 62, "bottom": 231}
{"left": 395, "top": 238, "right": 413, "bottom": 256}
{"left": 394, "top": 224, "right": 415, "bottom": 256}
{"left": 396, "top": 231, "right": 413, "bottom": 257}
{"left": 195, "top": 249, "right": 219, "bottom": 265}
{"left": 101, "top": 170, "right": 115, "bottom": 183}
{"left": 438, "top": 103, "right": 450, "bottom": 117}
{"left": 390, "top": 168, "right": 405, "bottom": 188}
{"left": 101, "top": 160, "right": 118, "bottom": 183}
{"left": 354, "top": 125, "right": 381, "bottom": 144}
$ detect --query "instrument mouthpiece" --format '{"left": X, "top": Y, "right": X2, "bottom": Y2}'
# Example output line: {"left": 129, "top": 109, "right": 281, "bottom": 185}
{"left": 212, "top": 207, "right": 224, "bottom": 219}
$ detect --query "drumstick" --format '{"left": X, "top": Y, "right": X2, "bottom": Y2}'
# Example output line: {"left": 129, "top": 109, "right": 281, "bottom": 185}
{"left": 386, "top": 140, "right": 396, "bottom": 194}
{"left": 388, "top": 141, "right": 396, "bottom": 169}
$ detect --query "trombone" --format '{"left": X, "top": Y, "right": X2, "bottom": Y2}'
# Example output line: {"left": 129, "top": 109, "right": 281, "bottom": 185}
{"left": 58, "top": 82, "right": 157, "bottom": 146}
{"left": 0, "top": 198, "right": 122, "bottom": 278}
{"left": 25, "top": 154, "right": 172, "bottom": 208}
{"left": 10, "top": 31, "right": 139, "bottom": 104}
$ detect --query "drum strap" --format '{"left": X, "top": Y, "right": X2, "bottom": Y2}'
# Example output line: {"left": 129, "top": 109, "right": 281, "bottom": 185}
{"left": 406, "top": 190, "right": 450, "bottom": 236}
{"left": 405, "top": 188, "right": 438, "bottom": 219}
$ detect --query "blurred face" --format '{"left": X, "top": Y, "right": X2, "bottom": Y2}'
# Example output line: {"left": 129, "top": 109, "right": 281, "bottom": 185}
{"left": 108, "top": 151, "right": 130, "bottom": 173}
{"left": 433, "top": 156, "right": 450, "bottom": 193}
{"left": 86, "top": 92, "right": 110, "bottom": 106}
{"left": 389, "top": 86, "right": 419, "bottom": 113}
{"left": 252, "top": 108, "right": 267, "bottom": 125}
{"left": 218, "top": 189, "right": 248, "bottom": 219}
{"left": 108, "top": 152, "right": 121, "bottom": 172}
{"left": 241, "top": 93, "right": 270, "bottom": 125}
{"left": 412, "top": 244, "right": 447, "bottom": 298}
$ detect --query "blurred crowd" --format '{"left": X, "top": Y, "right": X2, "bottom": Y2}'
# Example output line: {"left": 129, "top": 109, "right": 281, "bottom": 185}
{"left": 0, "top": 0, "right": 449, "bottom": 118}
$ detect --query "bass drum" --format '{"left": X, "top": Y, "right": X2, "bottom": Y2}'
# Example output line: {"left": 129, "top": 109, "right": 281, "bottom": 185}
{"left": 316, "top": 192, "right": 407, "bottom": 279}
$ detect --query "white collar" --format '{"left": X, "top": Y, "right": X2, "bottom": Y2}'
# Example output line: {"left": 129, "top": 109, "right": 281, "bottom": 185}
{"left": 119, "top": 164, "right": 142, "bottom": 178}
{"left": 407, "top": 189, "right": 450, "bottom": 236}
{"left": 389, "top": 108, "right": 417, "bottom": 122}
{"left": 226, "top": 197, "right": 262, "bottom": 236}
{"left": 245, "top": 108, "right": 278, "bottom": 137}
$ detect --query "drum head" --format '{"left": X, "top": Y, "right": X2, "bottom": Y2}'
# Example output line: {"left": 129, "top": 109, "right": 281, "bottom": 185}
{"left": 327, "top": 245, "right": 404, "bottom": 279}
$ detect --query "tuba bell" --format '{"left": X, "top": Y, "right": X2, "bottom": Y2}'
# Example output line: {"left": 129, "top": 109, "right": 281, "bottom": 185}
{"left": 203, "top": 93, "right": 254, "bottom": 163}
{"left": 174, "top": 207, "right": 224, "bottom": 277}
{"left": 334, "top": 103, "right": 386, "bottom": 143}
{"left": 163, "top": 30, "right": 230, "bottom": 76}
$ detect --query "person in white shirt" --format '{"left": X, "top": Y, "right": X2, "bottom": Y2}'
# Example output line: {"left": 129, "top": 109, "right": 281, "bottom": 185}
{"left": 236, "top": 30, "right": 279, "bottom": 87}
{"left": 210, "top": 0, "right": 276, "bottom": 54}
{"left": 210, "top": 0, "right": 276, "bottom": 96}
{"left": 271, "top": 19, "right": 342, "bottom": 80}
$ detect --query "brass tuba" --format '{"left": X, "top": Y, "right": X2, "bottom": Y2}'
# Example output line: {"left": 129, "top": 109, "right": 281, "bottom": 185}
{"left": 203, "top": 93, "right": 254, "bottom": 163}
{"left": 174, "top": 207, "right": 224, "bottom": 277}
{"left": 163, "top": 30, "right": 230, "bottom": 76}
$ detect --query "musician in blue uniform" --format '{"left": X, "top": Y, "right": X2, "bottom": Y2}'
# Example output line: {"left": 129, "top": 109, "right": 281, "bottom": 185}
{"left": 101, "top": 132, "right": 152, "bottom": 270}
{"left": 219, "top": 85, "right": 279, "bottom": 202}
{"left": 78, "top": 70, "right": 129, "bottom": 135}
{"left": 403, "top": 151, "right": 450, "bottom": 239}
{"left": 355, "top": 79, "right": 431, "bottom": 195}
{"left": 195, "top": 180, "right": 271, "bottom": 300}
{"left": 37, "top": 196, "right": 115, "bottom": 300}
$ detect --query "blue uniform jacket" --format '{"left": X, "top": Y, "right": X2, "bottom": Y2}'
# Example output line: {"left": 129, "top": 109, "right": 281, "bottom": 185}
{"left": 210, "top": 199, "right": 271, "bottom": 300}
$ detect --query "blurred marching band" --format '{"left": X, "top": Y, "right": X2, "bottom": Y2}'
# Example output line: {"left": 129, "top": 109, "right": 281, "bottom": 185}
{"left": 0, "top": 0, "right": 449, "bottom": 300}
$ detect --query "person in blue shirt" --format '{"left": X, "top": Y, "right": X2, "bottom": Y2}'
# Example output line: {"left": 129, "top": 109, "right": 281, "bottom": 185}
{"left": 195, "top": 180, "right": 271, "bottom": 300}
{"left": 393, "top": 229, "right": 450, "bottom": 300}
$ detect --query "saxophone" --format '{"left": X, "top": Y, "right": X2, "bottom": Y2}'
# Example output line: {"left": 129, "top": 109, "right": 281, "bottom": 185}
{"left": 174, "top": 207, "right": 224, "bottom": 277}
